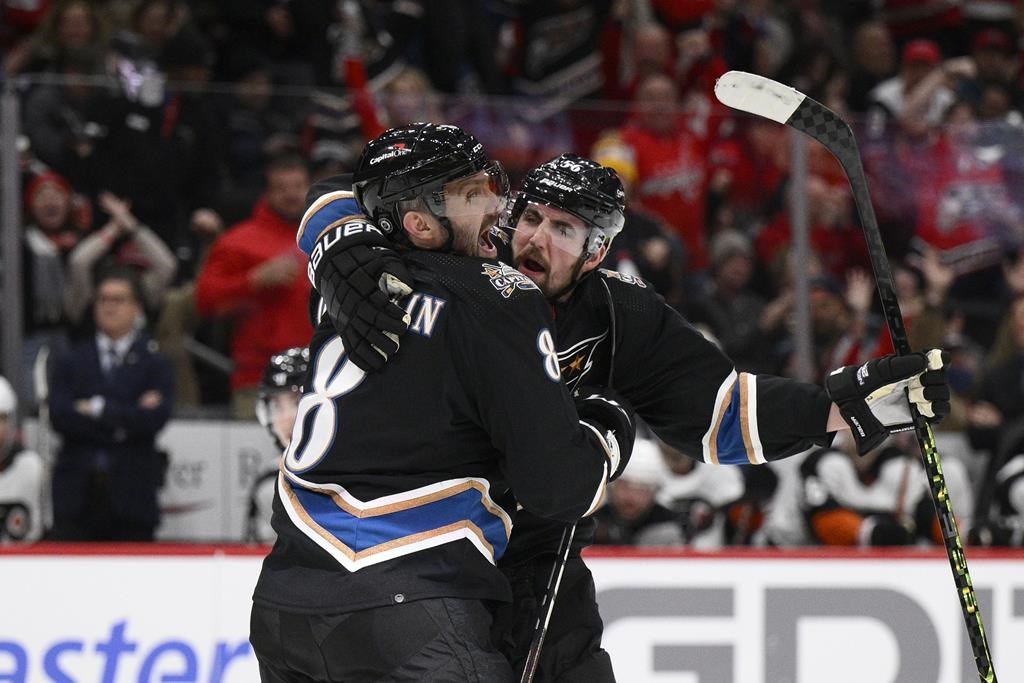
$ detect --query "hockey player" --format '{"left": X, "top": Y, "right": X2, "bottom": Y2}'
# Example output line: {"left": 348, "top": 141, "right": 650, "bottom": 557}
{"left": 247, "top": 347, "right": 308, "bottom": 543}
{"left": 249, "top": 124, "right": 637, "bottom": 683}
{"left": 298, "top": 151, "right": 953, "bottom": 680}
{"left": 0, "top": 376, "right": 47, "bottom": 543}
{"left": 971, "top": 429, "right": 1024, "bottom": 547}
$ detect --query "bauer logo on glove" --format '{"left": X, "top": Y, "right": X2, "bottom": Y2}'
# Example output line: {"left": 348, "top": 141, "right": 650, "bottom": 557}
{"left": 827, "top": 349, "right": 951, "bottom": 454}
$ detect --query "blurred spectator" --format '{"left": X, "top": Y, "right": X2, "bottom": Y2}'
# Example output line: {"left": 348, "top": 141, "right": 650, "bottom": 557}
{"left": 875, "top": 0, "right": 964, "bottom": 56}
{"left": 118, "top": 0, "right": 180, "bottom": 61}
{"left": 220, "top": 52, "right": 304, "bottom": 221}
{"left": 382, "top": 66, "right": 445, "bottom": 128}
{"left": 48, "top": 267, "right": 174, "bottom": 541}
{"left": 6, "top": 0, "right": 107, "bottom": 75}
{"left": 591, "top": 133, "right": 687, "bottom": 309}
{"left": 195, "top": 154, "right": 312, "bottom": 418}
{"left": 866, "top": 39, "right": 954, "bottom": 141}
{"left": 217, "top": 0, "right": 317, "bottom": 86}
{"left": 20, "top": 48, "right": 109, "bottom": 177}
{"left": 959, "top": 29, "right": 1018, "bottom": 109}
{"left": 845, "top": 20, "right": 897, "bottom": 114}
{"left": 604, "top": 20, "right": 674, "bottom": 101}
{"left": 689, "top": 230, "right": 767, "bottom": 371}
{"left": 656, "top": 437, "right": 744, "bottom": 549}
{"left": 800, "top": 272, "right": 875, "bottom": 382}
{"left": 74, "top": 24, "right": 226, "bottom": 278}
{"left": 967, "top": 293, "right": 1024, "bottom": 454}
{"left": 619, "top": 73, "right": 713, "bottom": 270}
{"left": 870, "top": 249, "right": 955, "bottom": 358}
{"left": 20, "top": 170, "right": 85, "bottom": 407}
{"left": 594, "top": 437, "right": 682, "bottom": 546}
{"left": 65, "top": 191, "right": 178, "bottom": 328}
{"left": 707, "top": 116, "right": 787, "bottom": 231}
{"left": 756, "top": 174, "right": 869, "bottom": 281}
{"left": 415, "top": 0, "right": 503, "bottom": 94}
{"left": 1, "top": 0, "right": 51, "bottom": 74}
{"left": 0, "top": 376, "right": 47, "bottom": 544}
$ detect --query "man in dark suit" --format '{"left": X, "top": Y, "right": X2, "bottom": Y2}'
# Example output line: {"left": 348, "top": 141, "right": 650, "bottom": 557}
{"left": 49, "top": 267, "right": 174, "bottom": 541}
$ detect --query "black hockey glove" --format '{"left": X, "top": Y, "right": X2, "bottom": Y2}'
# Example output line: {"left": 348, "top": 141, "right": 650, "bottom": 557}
{"left": 826, "top": 349, "right": 951, "bottom": 455}
{"left": 310, "top": 219, "right": 415, "bottom": 372}
{"left": 574, "top": 387, "right": 636, "bottom": 480}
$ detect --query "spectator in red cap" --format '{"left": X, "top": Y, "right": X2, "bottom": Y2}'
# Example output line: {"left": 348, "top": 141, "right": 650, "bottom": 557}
{"left": 866, "top": 38, "right": 954, "bottom": 140}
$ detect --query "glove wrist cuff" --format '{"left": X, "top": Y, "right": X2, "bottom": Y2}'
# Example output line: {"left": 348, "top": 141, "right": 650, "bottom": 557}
{"left": 310, "top": 220, "right": 389, "bottom": 277}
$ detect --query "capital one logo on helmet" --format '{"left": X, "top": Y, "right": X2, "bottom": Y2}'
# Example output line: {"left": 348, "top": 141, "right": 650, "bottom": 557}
{"left": 369, "top": 145, "right": 412, "bottom": 165}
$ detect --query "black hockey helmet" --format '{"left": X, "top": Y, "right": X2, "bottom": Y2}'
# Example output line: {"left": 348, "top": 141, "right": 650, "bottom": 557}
{"left": 256, "top": 347, "right": 309, "bottom": 449}
{"left": 352, "top": 122, "right": 507, "bottom": 243}
{"left": 506, "top": 153, "right": 626, "bottom": 258}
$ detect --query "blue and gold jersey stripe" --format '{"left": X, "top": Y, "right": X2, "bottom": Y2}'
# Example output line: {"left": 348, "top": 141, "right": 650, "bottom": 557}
{"left": 279, "top": 470, "right": 513, "bottom": 572}
{"left": 297, "top": 190, "right": 362, "bottom": 256}
{"left": 702, "top": 371, "right": 766, "bottom": 466}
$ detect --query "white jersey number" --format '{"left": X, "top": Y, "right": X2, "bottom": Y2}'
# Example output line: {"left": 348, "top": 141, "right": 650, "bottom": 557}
{"left": 537, "top": 328, "right": 561, "bottom": 382}
{"left": 284, "top": 336, "right": 366, "bottom": 473}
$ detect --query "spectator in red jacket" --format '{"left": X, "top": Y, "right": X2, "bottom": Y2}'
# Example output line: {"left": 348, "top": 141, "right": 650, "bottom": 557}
{"left": 619, "top": 73, "right": 713, "bottom": 270}
{"left": 195, "top": 154, "right": 312, "bottom": 418}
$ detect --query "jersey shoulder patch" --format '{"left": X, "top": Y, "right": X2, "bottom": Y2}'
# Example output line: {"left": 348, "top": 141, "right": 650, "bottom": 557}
{"left": 479, "top": 261, "right": 540, "bottom": 299}
{"left": 405, "top": 253, "right": 546, "bottom": 317}
{"left": 598, "top": 268, "right": 648, "bottom": 288}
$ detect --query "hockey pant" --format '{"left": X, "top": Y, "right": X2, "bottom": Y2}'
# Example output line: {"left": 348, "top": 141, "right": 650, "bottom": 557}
{"left": 251, "top": 597, "right": 515, "bottom": 682}
{"left": 494, "top": 554, "right": 615, "bottom": 682}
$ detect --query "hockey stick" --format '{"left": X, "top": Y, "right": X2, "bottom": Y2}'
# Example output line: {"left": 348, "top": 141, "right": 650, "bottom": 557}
{"left": 715, "top": 71, "right": 997, "bottom": 683}
{"left": 519, "top": 523, "right": 577, "bottom": 683}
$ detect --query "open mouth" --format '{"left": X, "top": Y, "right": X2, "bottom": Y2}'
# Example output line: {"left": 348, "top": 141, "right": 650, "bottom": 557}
{"left": 478, "top": 227, "right": 497, "bottom": 258}
{"left": 518, "top": 257, "right": 547, "bottom": 277}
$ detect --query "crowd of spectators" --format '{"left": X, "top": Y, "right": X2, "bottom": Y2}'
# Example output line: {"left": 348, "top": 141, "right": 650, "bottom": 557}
{"left": 3, "top": 0, "right": 1024, "bottom": 547}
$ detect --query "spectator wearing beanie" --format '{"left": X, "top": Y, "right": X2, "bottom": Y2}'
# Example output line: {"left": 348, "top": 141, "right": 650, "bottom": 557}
{"left": 689, "top": 230, "right": 767, "bottom": 372}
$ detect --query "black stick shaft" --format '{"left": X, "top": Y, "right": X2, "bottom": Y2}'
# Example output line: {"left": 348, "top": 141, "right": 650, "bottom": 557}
{"left": 520, "top": 523, "right": 576, "bottom": 683}
{"left": 831, "top": 130, "right": 997, "bottom": 683}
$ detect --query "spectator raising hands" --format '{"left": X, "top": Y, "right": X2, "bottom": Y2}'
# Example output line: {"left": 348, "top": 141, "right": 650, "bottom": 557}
{"left": 65, "top": 191, "right": 177, "bottom": 327}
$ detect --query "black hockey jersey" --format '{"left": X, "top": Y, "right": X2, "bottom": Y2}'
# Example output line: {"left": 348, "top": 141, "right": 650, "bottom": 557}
{"left": 253, "top": 251, "right": 616, "bottom": 613}
{"left": 505, "top": 269, "right": 835, "bottom": 562}
{"left": 990, "top": 454, "right": 1024, "bottom": 545}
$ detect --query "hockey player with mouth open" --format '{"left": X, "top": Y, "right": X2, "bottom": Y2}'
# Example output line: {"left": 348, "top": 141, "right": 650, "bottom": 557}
{"left": 249, "top": 124, "right": 637, "bottom": 683}
{"left": 298, "top": 148, "right": 955, "bottom": 681}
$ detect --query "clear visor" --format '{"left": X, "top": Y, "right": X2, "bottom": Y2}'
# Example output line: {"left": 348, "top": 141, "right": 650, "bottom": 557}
{"left": 506, "top": 198, "right": 598, "bottom": 260}
{"left": 426, "top": 161, "right": 509, "bottom": 220}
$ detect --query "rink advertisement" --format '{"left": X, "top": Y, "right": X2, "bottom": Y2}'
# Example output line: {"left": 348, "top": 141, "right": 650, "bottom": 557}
{"left": 0, "top": 546, "right": 1022, "bottom": 682}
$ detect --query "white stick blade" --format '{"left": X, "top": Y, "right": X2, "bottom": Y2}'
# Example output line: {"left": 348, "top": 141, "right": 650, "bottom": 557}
{"left": 714, "top": 71, "right": 806, "bottom": 124}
